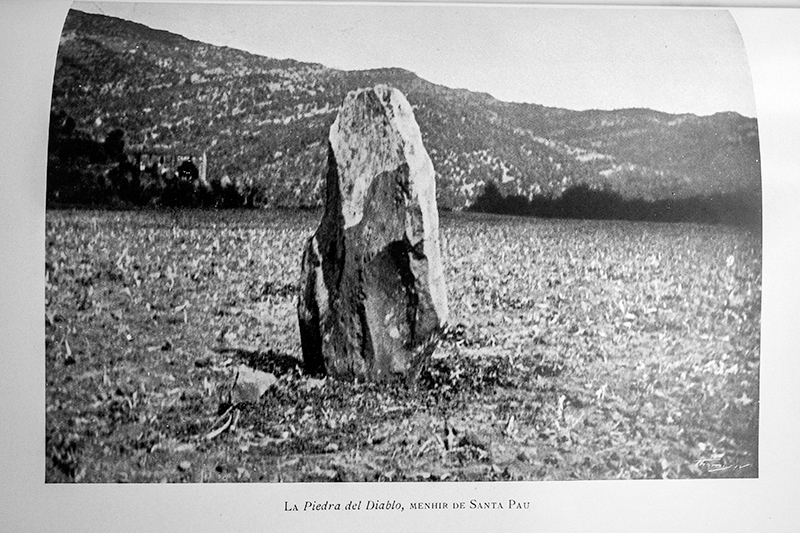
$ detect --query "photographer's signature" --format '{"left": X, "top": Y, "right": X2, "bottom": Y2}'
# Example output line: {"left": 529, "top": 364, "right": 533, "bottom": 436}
{"left": 696, "top": 459, "right": 752, "bottom": 473}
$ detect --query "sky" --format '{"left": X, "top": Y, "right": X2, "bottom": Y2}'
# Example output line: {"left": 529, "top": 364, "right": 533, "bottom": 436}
{"left": 74, "top": 1, "right": 757, "bottom": 117}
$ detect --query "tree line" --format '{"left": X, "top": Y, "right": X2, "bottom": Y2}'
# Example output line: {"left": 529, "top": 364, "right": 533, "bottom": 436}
{"left": 469, "top": 181, "right": 761, "bottom": 228}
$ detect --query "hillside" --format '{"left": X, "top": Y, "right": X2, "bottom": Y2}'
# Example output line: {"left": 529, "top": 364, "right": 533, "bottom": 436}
{"left": 49, "top": 9, "right": 762, "bottom": 209}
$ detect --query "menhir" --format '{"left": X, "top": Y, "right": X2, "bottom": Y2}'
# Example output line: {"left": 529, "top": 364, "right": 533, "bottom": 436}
{"left": 297, "top": 85, "right": 448, "bottom": 382}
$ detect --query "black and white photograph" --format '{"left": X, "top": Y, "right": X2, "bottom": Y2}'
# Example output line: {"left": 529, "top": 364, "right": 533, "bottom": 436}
{"left": 43, "top": 2, "right": 763, "bottom": 483}
{"left": 4, "top": 0, "right": 800, "bottom": 529}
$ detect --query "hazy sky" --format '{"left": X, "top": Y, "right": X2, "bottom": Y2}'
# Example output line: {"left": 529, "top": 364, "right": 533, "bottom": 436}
{"left": 74, "top": 2, "right": 757, "bottom": 117}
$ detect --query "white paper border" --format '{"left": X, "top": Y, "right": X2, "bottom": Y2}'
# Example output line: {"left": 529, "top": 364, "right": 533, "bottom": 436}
{"left": 2, "top": 1, "right": 799, "bottom": 530}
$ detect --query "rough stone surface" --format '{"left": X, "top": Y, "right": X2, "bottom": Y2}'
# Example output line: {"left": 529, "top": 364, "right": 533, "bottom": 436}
{"left": 230, "top": 365, "right": 277, "bottom": 405}
{"left": 298, "top": 85, "right": 448, "bottom": 382}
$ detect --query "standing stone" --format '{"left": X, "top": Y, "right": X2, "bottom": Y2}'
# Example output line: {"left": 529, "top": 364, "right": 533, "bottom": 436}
{"left": 297, "top": 85, "right": 448, "bottom": 382}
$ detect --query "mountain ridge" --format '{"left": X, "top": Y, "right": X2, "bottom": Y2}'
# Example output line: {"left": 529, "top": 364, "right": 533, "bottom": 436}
{"left": 49, "top": 9, "right": 761, "bottom": 209}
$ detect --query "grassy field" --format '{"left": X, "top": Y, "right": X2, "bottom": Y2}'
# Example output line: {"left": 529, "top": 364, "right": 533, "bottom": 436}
{"left": 45, "top": 208, "right": 761, "bottom": 482}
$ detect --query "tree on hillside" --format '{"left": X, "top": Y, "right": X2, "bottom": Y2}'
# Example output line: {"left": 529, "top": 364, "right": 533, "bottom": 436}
{"left": 104, "top": 129, "right": 126, "bottom": 162}
{"left": 177, "top": 159, "right": 199, "bottom": 182}
{"left": 470, "top": 181, "right": 504, "bottom": 213}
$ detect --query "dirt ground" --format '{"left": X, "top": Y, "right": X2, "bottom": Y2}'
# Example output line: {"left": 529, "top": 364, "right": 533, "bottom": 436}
{"left": 45, "top": 208, "right": 760, "bottom": 482}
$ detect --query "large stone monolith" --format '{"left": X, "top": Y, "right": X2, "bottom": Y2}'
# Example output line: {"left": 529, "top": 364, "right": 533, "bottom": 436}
{"left": 297, "top": 85, "right": 448, "bottom": 382}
